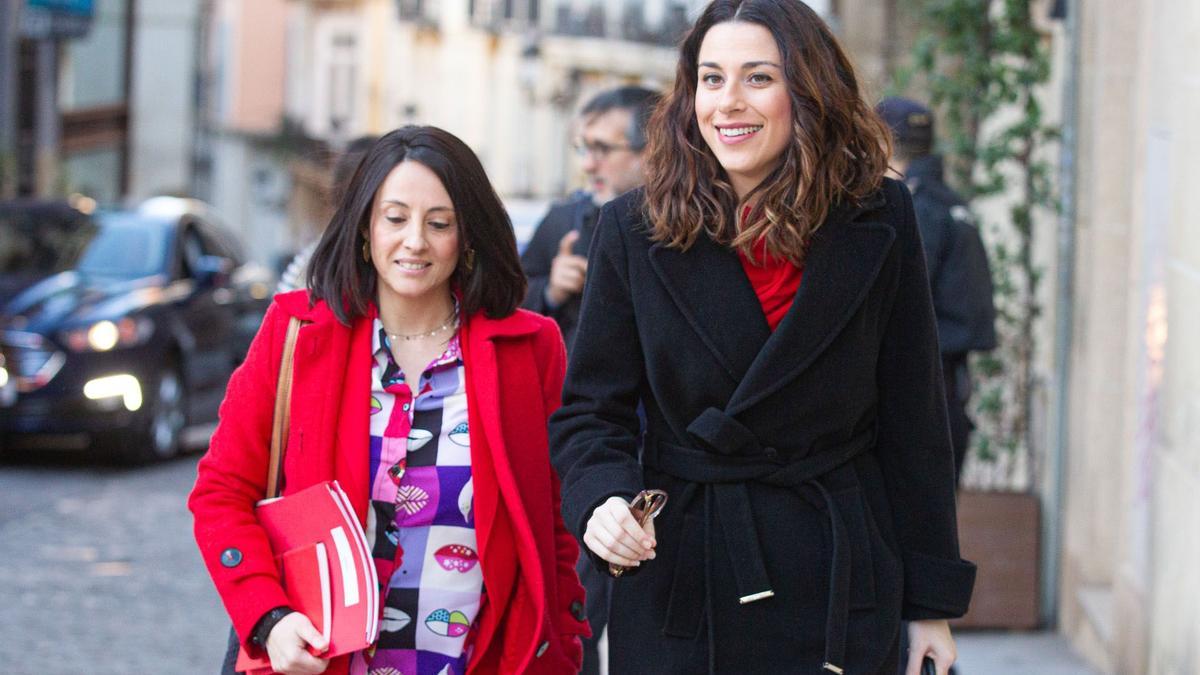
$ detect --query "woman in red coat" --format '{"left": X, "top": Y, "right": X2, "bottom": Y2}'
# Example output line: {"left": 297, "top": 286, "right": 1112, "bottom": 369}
{"left": 190, "top": 126, "right": 589, "bottom": 675}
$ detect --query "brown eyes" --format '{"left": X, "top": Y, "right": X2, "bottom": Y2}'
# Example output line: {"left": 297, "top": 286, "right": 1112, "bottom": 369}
{"left": 698, "top": 72, "right": 773, "bottom": 87}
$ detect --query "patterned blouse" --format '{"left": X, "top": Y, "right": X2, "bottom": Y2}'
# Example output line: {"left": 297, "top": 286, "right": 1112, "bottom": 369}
{"left": 349, "top": 316, "right": 481, "bottom": 675}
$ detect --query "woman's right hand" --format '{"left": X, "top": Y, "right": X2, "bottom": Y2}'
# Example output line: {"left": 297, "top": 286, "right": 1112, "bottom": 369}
{"left": 265, "top": 611, "right": 330, "bottom": 674}
{"left": 583, "top": 496, "right": 657, "bottom": 568}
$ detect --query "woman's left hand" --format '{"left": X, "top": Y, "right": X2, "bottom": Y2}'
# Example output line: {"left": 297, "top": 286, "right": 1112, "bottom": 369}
{"left": 905, "top": 619, "right": 957, "bottom": 675}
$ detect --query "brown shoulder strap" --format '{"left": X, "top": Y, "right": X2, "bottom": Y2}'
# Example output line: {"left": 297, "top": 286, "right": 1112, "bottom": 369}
{"left": 266, "top": 316, "right": 304, "bottom": 498}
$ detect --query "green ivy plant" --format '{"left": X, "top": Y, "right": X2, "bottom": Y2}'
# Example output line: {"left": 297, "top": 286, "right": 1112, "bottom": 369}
{"left": 895, "top": 0, "right": 1059, "bottom": 490}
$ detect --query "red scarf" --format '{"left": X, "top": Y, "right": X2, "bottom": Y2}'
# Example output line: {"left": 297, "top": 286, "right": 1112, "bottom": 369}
{"left": 736, "top": 206, "right": 802, "bottom": 331}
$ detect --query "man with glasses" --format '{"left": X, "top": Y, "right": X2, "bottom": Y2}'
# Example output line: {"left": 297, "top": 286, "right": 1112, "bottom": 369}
{"left": 520, "top": 85, "right": 659, "bottom": 675}
{"left": 521, "top": 86, "right": 660, "bottom": 352}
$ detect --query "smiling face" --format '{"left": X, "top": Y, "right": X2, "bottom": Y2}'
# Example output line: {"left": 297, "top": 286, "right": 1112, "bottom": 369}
{"left": 694, "top": 21, "right": 793, "bottom": 200}
{"left": 367, "top": 160, "right": 460, "bottom": 311}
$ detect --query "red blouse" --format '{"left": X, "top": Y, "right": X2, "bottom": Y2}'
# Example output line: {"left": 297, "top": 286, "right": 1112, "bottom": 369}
{"left": 738, "top": 237, "right": 803, "bottom": 331}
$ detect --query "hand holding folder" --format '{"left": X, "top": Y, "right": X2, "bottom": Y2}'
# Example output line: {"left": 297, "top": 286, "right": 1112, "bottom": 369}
{"left": 236, "top": 481, "right": 379, "bottom": 674}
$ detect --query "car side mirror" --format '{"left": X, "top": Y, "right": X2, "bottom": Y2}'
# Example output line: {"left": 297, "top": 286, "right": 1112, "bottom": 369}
{"left": 193, "top": 255, "right": 232, "bottom": 288}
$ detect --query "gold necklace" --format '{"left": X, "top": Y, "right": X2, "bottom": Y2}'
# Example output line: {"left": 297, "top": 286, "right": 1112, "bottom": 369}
{"left": 385, "top": 310, "right": 458, "bottom": 343}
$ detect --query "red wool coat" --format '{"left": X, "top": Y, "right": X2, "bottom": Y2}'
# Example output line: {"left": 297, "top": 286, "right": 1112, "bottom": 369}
{"left": 189, "top": 290, "right": 589, "bottom": 674}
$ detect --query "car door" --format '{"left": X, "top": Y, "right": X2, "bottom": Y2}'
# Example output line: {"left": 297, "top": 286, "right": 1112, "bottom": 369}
{"left": 198, "top": 220, "right": 271, "bottom": 365}
{"left": 171, "top": 221, "right": 236, "bottom": 415}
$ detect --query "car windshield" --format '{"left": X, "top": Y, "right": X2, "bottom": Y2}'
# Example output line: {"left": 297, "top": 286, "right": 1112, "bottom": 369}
{"left": 77, "top": 213, "right": 169, "bottom": 278}
{"left": 0, "top": 207, "right": 168, "bottom": 279}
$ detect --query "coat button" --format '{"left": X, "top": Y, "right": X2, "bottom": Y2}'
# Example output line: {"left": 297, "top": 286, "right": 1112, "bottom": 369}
{"left": 570, "top": 600, "right": 586, "bottom": 622}
{"left": 535, "top": 640, "right": 549, "bottom": 658}
{"left": 219, "top": 548, "right": 243, "bottom": 568}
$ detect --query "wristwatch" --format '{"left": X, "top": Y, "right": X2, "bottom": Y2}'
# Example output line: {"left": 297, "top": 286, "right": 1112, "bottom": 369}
{"left": 251, "top": 606, "right": 295, "bottom": 648}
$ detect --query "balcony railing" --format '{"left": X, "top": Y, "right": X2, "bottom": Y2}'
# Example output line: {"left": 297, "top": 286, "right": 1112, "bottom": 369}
{"left": 396, "top": 0, "right": 440, "bottom": 27}
{"left": 553, "top": 1, "right": 690, "bottom": 46}
{"left": 395, "top": 0, "right": 692, "bottom": 46}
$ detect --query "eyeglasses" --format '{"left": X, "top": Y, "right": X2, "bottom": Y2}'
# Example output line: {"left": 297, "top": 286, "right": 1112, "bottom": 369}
{"left": 572, "top": 139, "right": 635, "bottom": 160}
{"left": 608, "top": 489, "right": 668, "bottom": 578}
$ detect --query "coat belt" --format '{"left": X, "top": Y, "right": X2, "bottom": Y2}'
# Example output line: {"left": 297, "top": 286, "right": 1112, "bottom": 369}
{"left": 643, "top": 408, "right": 876, "bottom": 674}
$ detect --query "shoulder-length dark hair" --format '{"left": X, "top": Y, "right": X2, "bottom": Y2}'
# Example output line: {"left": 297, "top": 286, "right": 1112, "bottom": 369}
{"left": 644, "top": 0, "right": 892, "bottom": 263}
{"left": 307, "top": 125, "right": 526, "bottom": 324}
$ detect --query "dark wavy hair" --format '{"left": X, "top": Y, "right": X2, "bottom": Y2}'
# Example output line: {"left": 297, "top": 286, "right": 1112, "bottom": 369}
{"left": 307, "top": 126, "right": 526, "bottom": 323}
{"left": 643, "top": 0, "right": 892, "bottom": 263}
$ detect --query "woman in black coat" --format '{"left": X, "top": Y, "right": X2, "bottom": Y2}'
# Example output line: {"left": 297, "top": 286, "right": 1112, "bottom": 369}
{"left": 548, "top": 2, "right": 975, "bottom": 674}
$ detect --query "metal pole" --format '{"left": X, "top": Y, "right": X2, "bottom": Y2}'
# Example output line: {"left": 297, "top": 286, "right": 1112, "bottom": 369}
{"left": 119, "top": 0, "right": 135, "bottom": 199}
{"left": 1043, "top": 0, "right": 1081, "bottom": 628}
{"left": 191, "top": 0, "right": 214, "bottom": 201}
{"left": 34, "top": 36, "right": 59, "bottom": 197}
{"left": 0, "top": 0, "right": 17, "bottom": 197}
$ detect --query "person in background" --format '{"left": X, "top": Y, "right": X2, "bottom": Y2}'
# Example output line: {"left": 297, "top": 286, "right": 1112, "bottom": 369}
{"left": 520, "top": 84, "right": 660, "bottom": 675}
{"left": 550, "top": 1, "right": 975, "bottom": 673}
{"left": 277, "top": 135, "right": 379, "bottom": 293}
{"left": 876, "top": 96, "right": 997, "bottom": 483}
{"left": 520, "top": 86, "right": 661, "bottom": 352}
{"left": 191, "top": 126, "right": 588, "bottom": 675}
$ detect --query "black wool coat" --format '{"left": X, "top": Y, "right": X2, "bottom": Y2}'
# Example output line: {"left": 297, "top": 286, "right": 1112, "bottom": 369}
{"left": 905, "top": 154, "right": 997, "bottom": 358}
{"left": 549, "top": 179, "right": 976, "bottom": 675}
{"left": 519, "top": 192, "right": 599, "bottom": 352}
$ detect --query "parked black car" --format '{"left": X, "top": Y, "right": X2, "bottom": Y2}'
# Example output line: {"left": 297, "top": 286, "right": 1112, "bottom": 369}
{"left": 0, "top": 197, "right": 273, "bottom": 461}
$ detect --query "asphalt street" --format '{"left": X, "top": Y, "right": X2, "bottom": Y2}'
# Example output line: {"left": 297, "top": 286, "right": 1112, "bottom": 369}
{"left": 0, "top": 453, "right": 229, "bottom": 674}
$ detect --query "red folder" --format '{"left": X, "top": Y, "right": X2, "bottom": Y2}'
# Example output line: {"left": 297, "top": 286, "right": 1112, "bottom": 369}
{"left": 279, "top": 543, "right": 331, "bottom": 643}
{"left": 236, "top": 481, "right": 379, "bottom": 674}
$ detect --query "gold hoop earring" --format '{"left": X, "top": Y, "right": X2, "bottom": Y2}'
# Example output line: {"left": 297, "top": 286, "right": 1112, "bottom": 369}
{"left": 362, "top": 239, "right": 371, "bottom": 262}
{"left": 463, "top": 248, "right": 476, "bottom": 272}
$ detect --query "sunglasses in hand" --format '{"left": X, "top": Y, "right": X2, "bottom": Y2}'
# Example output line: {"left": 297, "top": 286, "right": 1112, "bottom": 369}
{"left": 609, "top": 489, "right": 668, "bottom": 578}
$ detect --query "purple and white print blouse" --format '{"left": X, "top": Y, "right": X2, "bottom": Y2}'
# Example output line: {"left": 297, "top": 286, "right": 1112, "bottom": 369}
{"left": 349, "top": 318, "right": 481, "bottom": 675}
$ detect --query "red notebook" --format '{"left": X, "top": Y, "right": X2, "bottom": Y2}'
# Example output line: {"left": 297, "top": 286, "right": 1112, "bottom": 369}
{"left": 236, "top": 481, "right": 379, "bottom": 674}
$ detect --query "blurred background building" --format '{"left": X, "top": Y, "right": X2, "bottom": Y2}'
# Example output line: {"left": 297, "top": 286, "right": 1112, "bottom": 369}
{"left": 0, "top": 0, "right": 199, "bottom": 204}
{"left": 1054, "top": 0, "right": 1199, "bottom": 672}
{"left": 1, "top": 1, "right": 1198, "bottom": 672}
{"left": 196, "top": 0, "right": 711, "bottom": 268}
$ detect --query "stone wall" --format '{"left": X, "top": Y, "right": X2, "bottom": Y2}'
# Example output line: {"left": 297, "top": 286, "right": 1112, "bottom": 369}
{"left": 1061, "top": 0, "right": 1200, "bottom": 672}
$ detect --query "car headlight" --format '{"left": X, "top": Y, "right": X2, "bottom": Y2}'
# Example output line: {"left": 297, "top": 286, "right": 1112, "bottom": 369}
{"left": 62, "top": 317, "right": 155, "bottom": 352}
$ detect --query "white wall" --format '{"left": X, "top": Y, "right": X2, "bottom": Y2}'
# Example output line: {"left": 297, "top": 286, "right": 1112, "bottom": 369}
{"left": 128, "top": 0, "right": 200, "bottom": 201}
{"left": 208, "top": 134, "right": 291, "bottom": 268}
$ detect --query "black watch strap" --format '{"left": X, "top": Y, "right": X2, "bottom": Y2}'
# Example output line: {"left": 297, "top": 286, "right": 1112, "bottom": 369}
{"left": 251, "top": 606, "right": 295, "bottom": 648}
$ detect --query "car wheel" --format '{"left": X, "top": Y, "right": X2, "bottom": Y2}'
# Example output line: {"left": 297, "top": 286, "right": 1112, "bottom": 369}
{"left": 122, "top": 365, "right": 186, "bottom": 463}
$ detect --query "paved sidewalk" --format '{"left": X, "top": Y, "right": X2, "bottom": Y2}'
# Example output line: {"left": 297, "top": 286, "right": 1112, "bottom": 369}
{"left": 956, "top": 631, "right": 1099, "bottom": 675}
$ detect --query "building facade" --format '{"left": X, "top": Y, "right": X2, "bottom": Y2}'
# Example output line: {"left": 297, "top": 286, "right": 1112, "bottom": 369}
{"left": 288, "top": 0, "right": 695, "bottom": 197}
{"left": 199, "top": 0, "right": 714, "bottom": 265}
{"left": 1056, "top": 0, "right": 1200, "bottom": 672}
{"left": 196, "top": 0, "right": 294, "bottom": 269}
{"left": 0, "top": 0, "right": 203, "bottom": 205}
{"left": 854, "top": 0, "right": 1200, "bottom": 669}
{"left": 0, "top": 0, "right": 130, "bottom": 201}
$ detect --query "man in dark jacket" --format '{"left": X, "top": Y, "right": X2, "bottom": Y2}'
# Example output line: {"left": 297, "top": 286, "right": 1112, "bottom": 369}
{"left": 520, "top": 85, "right": 659, "bottom": 675}
{"left": 877, "top": 97, "right": 998, "bottom": 483}
{"left": 521, "top": 86, "right": 660, "bottom": 352}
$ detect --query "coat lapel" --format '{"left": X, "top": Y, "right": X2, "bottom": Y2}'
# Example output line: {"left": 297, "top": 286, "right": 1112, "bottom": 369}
{"left": 729, "top": 198, "right": 895, "bottom": 414}
{"left": 461, "top": 331, "right": 514, "bottom": 617}
{"left": 331, "top": 316, "right": 373, "bottom": 525}
{"left": 460, "top": 311, "right": 544, "bottom": 653}
{"left": 648, "top": 233, "right": 770, "bottom": 383}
